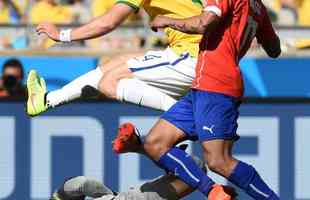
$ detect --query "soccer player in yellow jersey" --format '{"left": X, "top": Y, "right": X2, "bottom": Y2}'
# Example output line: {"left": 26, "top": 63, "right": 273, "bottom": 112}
{"left": 26, "top": 0, "right": 203, "bottom": 115}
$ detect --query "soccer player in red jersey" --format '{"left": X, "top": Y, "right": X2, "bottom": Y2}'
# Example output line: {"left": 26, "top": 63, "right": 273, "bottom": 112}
{"left": 116, "top": 0, "right": 281, "bottom": 199}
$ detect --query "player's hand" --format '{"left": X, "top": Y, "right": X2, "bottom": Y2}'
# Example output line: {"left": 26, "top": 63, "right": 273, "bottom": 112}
{"left": 36, "top": 23, "right": 60, "bottom": 42}
{"left": 150, "top": 16, "right": 171, "bottom": 32}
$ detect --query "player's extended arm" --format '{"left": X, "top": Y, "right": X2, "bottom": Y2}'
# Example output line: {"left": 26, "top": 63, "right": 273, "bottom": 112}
{"left": 150, "top": 11, "right": 220, "bottom": 34}
{"left": 260, "top": 36, "right": 281, "bottom": 58}
{"left": 256, "top": 6, "right": 282, "bottom": 59}
{"left": 36, "top": 3, "right": 134, "bottom": 42}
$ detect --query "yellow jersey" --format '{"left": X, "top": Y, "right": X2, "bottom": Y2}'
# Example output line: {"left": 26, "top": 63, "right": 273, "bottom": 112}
{"left": 30, "top": 1, "right": 73, "bottom": 24}
{"left": 92, "top": 0, "right": 115, "bottom": 17}
{"left": 116, "top": 0, "right": 203, "bottom": 57}
{"left": 92, "top": 0, "right": 141, "bottom": 23}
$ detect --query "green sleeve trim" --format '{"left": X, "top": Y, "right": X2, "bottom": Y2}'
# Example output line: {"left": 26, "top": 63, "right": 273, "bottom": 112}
{"left": 192, "top": 0, "right": 203, "bottom": 7}
{"left": 116, "top": 1, "right": 140, "bottom": 12}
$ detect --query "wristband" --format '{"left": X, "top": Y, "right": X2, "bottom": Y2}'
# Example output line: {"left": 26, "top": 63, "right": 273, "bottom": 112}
{"left": 59, "top": 29, "right": 72, "bottom": 42}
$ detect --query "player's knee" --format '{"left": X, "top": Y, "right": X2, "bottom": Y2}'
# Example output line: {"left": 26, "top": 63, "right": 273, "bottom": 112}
{"left": 207, "top": 157, "right": 226, "bottom": 174}
{"left": 98, "top": 65, "right": 106, "bottom": 74}
{"left": 144, "top": 135, "right": 169, "bottom": 161}
{"left": 98, "top": 75, "right": 117, "bottom": 99}
{"left": 204, "top": 153, "right": 233, "bottom": 177}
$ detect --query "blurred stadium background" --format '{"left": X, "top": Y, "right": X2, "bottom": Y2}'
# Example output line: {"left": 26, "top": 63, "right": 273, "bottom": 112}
{"left": 0, "top": 0, "right": 310, "bottom": 199}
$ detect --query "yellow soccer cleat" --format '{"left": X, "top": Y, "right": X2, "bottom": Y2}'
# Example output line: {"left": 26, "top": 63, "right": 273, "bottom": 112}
{"left": 50, "top": 192, "right": 62, "bottom": 200}
{"left": 26, "top": 70, "right": 48, "bottom": 117}
{"left": 50, "top": 188, "right": 86, "bottom": 200}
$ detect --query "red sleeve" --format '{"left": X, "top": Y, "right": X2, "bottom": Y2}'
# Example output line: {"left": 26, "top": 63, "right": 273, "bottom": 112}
{"left": 202, "top": 0, "right": 232, "bottom": 18}
{"left": 256, "top": 5, "right": 278, "bottom": 44}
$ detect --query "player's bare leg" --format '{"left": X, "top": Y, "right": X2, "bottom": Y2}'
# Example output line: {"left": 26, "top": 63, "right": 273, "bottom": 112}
{"left": 45, "top": 52, "right": 144, "bottom": 106}
{"left": 26, "top": 52, "right": 143, "bottom": 116}
{"left": 98, "top": 64, "right": 177, "bottom": 111}
{"left": 135, "top": 119, "right": 235, "bottom": 199}
{"left": 26, "top": 53, "right": 177, "bottom": 116}
{"left": 201, "top": 140, "right": 238, "bottom": 178}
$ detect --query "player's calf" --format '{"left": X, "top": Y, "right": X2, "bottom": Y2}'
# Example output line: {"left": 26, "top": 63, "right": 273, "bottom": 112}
{"left": 204, "top": 154, "right": 237, "bottom": 178}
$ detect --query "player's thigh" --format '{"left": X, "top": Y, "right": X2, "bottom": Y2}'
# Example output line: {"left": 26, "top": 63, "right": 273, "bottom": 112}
{"left": 144, "top": 119, "right": 187, "bottom": 160}
{"left": 160, "top": 91, "right": 197, "bottom": 141}
{"left": 99, "top": 51, "right": 145, "bottom": 74}
{"left": 128, "top": 49, "right": 196, "bottom": 98}
{"left": 98, "top": 64, "right": 133, "bottom": 97}
{"left": 192, "top": 90, "right": 240, "bottom": 175}
{"left": 99, "top": 50, "right": 168, "bottom": 94}
{"left": 144, "top": 92, "right": 197, "bottom": 160}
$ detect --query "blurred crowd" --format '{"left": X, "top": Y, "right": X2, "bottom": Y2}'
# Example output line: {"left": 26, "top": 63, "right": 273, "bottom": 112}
{"left": 0, "top": 0, "right": 145, "bottom": 50}
{"left": 0, "top": 0, "right": 308, "bottom": 25}
{"left": 0, "top": 0, "right": 309, "bottom": 50}
{"left": 262, "top": 0, "right": 310, "bottom": 26}
{"left": 0, "top": 0, "right": 144, "bottom": 24}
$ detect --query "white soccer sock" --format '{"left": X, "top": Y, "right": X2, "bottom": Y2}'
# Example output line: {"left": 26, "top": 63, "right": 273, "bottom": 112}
{"left": 46, "top": 67, "right": 103, "bottom": 107}
{"left": 116, "top": 78, "right": 177, "bottom": 111}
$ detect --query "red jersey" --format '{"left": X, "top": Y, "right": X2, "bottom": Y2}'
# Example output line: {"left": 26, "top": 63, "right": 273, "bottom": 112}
{"left": 192, "top": 0, "right": 278, "bottom": 97}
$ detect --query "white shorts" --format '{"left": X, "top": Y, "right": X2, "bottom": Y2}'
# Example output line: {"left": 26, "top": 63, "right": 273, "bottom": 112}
{"left": 127, "top": 48, "right": 196, "bottom": 99}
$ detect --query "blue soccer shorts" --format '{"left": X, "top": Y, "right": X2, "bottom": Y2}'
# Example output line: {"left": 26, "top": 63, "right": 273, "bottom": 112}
{"left": 161, "top": 89, "right": 241, "bottom": 142}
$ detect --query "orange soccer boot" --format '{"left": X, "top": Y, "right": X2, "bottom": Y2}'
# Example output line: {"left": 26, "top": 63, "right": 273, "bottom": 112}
{"left": 208, "top": 184, "right": 237, "bottom": 200}
{"left": 113, "top": 122, "right": 141, "bottom": 154}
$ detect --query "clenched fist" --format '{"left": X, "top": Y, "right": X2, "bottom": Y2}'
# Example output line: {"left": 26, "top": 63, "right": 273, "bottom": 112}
{"left": 150, "top": 16, "right": 171, "bottom": 32}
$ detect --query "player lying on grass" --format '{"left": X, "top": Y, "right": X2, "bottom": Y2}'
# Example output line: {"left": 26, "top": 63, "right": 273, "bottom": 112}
{"left": 50, "top": 157, "right": 207, "bottom": 200}
{"left": 26, "top": 0, "right": 204, "bottom": 116}
{"left": 113, "top": 0, "right": 281, "bottom": 199}
{"left": 50, "top": 132, "right": 236, "bottom": 200}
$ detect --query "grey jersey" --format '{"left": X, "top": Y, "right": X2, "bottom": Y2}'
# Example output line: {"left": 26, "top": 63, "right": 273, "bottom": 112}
{"left": 61, "top": 156, "right": 206, "bottom": 200}
{"left": 95, "top": 175, "right": 179, "bottom": 200}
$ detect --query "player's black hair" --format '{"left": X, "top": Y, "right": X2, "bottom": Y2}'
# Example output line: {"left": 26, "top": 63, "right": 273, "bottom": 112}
{"left": 2, "top": 58, "right": 24, "bottom": 80}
